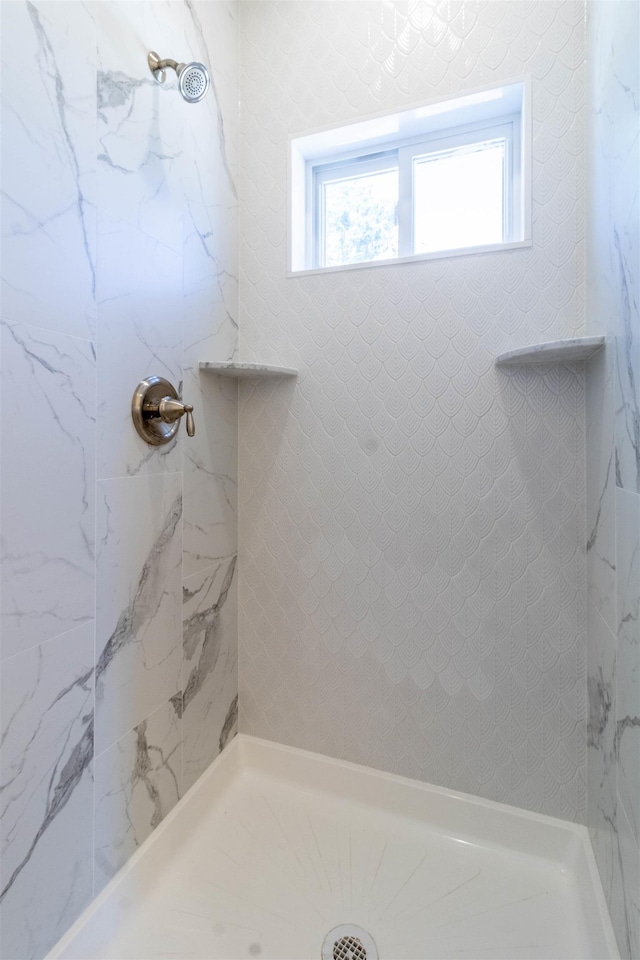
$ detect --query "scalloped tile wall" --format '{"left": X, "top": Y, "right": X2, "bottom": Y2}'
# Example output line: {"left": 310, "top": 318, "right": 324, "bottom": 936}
{"left": 238, "top": 1, "right": 588, "bottom": 821}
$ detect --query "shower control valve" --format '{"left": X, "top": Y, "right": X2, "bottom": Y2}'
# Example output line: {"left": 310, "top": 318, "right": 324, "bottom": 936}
{"left": 158, "top": 397, "right": 195, "bottom": 436}
{"left": 131, "top": 376, "right": 195, "bottom": 446}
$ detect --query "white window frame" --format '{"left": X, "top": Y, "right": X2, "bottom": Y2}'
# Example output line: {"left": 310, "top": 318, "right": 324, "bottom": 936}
{"left": 312, "top": 150, "right": 399, "bottom": 269}
{"left": 289, "top": 77, "right": 531, "bottom": 276}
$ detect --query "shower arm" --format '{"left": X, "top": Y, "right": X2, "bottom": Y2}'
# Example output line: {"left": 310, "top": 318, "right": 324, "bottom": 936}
{"left": 154, "top": 57, "right": 180, "bottom": 72}
{"left": 148, "top": 51, "right": 183, "bottom": 81}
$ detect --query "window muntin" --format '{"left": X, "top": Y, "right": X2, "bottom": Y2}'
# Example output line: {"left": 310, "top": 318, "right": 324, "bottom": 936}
{"left": 311, "top": 118, "right": 517, "bottom": 270}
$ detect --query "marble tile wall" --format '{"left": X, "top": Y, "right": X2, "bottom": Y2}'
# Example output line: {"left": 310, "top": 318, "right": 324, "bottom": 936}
{"left": 238, "top": 1, "right": 588, "bottom": 822}
{"left": 585, "top": 3, "right": 640, "bottom": 957}
{"left": 0, "top": 3, "right": 239, "bottom": 957}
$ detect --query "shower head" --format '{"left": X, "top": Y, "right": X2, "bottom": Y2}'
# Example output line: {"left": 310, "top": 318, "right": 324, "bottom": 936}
{"left": 148, "top": 51, "right": 210, "bottom": 103}
{"left": 176, "top": 62, "right": 209, "bottom": 102}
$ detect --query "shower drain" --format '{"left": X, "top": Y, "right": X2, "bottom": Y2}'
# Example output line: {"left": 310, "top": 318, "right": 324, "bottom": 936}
{"left": 321, "top": 925, "right": 378, "bottom": 960}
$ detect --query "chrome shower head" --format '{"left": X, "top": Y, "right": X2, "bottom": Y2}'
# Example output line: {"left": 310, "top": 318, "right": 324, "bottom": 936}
{"left": 176, "top": 62, "right": 209, "bottom": 102}
{"left": 148, "top": 51, "right": 210, "bottom": 103}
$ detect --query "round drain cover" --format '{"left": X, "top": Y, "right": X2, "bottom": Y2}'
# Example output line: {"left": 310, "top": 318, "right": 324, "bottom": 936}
{"left": 321, "top": 925, "right": 378, "bottom": 960}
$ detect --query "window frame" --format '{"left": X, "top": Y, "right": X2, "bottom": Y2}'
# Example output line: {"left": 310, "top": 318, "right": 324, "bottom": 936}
{"left": 309, "top": 115, "right": 520, "bottom": 270}
{"left": 311, "top": 150, "right": 399, "bottom": 268}
{"left": 289, "top": 77, "right": 531, "bottom": 275}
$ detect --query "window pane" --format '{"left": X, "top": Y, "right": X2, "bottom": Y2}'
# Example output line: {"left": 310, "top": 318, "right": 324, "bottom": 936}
{"left": 413, "top": 140, "right": 505, "bottom": 254}
{"left": 322, "top": 168, "right": 398, "bottom": 267}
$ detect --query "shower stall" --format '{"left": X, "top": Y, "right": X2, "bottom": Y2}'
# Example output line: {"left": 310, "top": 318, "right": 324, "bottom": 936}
{"left": 0, "top": 2, "right": 638, "bottom": 959}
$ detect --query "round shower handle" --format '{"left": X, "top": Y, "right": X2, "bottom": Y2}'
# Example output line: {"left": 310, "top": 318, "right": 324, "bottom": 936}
{"left": 131, "top": 376, "right": 195, "bottom": 445}
{"left": 158, "top": 397, "right": 195, "bottom": 436}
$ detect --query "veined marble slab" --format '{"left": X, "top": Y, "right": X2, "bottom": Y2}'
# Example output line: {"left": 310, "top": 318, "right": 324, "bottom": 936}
{"left": 200, "top": 361, "right": 298, "bottom": 377}
{"left": 94, "top": 698, "right": 182, "bottom": 895}
{"left": 0, "top": 320, "right": 96, "bottom": 659}
{"left": 495, "top": 336, "right": 605, "bottom": 366}
{"left": 1, "top": 623, "right": 94, "bottom": 960}
{"left": 95, "top": 473, "right": 182, "bottom": 755}
{"left": 179, "top": 557, "right": 238, "bottom": 791}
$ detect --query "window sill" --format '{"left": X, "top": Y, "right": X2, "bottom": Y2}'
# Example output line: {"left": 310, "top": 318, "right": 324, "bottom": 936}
{"left": 288, "top": 238, "right": 532, "bottom": 278}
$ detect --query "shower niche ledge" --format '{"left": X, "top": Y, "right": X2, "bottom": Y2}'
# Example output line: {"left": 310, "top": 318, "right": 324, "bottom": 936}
{"left": 495, "top": 336, "right": 605, "bottom": 366}
{"left": 200, "top": 361, "right": 298, "bottom": 378}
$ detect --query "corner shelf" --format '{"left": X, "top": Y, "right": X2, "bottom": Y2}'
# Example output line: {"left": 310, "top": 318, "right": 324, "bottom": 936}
{"left": 495, "top": 336, "right": 605, "bottom": 366}
{"left": 199, "top": 361, "right": 298, "bottom": 379}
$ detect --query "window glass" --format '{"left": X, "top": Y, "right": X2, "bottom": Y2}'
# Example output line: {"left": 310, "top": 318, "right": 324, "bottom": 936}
{"left": 412, "top": 139, "right": 505, "bottom": 254}
{"left": 291, "top": 79, "right": 528, "bottom": 272}
{"left": 321, "top": 167, "right": 398, "bottom": 267}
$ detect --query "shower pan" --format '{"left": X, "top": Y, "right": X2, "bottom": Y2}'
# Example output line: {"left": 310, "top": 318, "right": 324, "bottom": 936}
{"left": 47, "top": 737, "right": 617, "bottom": 960}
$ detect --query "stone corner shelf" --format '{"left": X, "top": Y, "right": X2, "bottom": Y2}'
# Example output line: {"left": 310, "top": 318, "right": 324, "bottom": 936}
{"left": 495, "top": 335, "right": 606, "bottom": 366}
{"left": 199, "top": 361, "right": 298, "bottom": 378}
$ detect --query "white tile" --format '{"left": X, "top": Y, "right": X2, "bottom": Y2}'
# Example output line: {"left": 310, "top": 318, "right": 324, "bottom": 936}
{"left": 1, "top": 321, "right": 96, "bottom": 660}
{"left": 587, "top": 599, "right": 618, "bottom": 904}
{"left": 181, "top": 557, "right": 238, "bottom": 791}
{"left": 0, "top": 623, "right": 94, "bottom": 960}
{"left": 184, "top": 0, "right": 239, "bottom": 201}
{"left": 182, "top": 368, "right": 237, "bottom": 578}
{"left": 616, "top": 799, "right": 640, "bottom": 960}
{"left": 96, "top": 219, "right": 183, "bottom": 480}
{"left": 94, "top": 698, "right": 182, "bottom": 895}
{"left": 0, "top": 1, "right": 96, "bottom": 339}
{"left": 237, "top": 2, "right": 588, "bottom": 819}
{"left": 586, "top": 344, "right": 617, "bottom": 632}
{"left": 587, "top": 1, "right": 640, "bottom": 494}
{"left": 615, "top": 487, "right": 640, "bottom": 846}
{"left": 181, "top": 0, "right": 239, "bottom": 579}
{"left": 95, "top": 1, "right": 187, "bottom": 255}
{"left": 95, "top": 473, "right": 182, "bottom": 755}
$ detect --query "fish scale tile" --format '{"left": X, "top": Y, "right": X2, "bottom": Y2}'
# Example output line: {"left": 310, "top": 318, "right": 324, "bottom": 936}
{"left": 238, "top": 0, "right": 587, "bottom": 821}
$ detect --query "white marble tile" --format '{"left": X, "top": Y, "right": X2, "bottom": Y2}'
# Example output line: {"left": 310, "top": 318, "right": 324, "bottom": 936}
{"left": 587, "top": 599, "right": 618, "bottom": 906}
{"left": 95, "top": 1, "right": 187, "bottom": 255}
{"left": 0, "top": 321, "right": 96, "bottom": 660}
{"left": 181, "top": 0, "right": 239, "bottom": 578}
{"left": 94, "top": 697, "right": 182, "bottom": 895}
{"left": 587, "top": 5, "right": 640, "bottom": 957}
{"left": 0, "top": 623, "right": 94, "bottom": 960}
{"left": 179, "top": 557, "right": 238, "bottom": 791}
{"left": 95, "top": 472, "right": 182, "bottom": 755}
{"left": 616, "top": 799, "right": 640, "bottom": 960}
{"left": 182, "top": 367, "right": 238, "bottom": 578}
{"left": 587, "top": 1, "right": 640, "bottom": 495}
{"left": 613, "top": 236, "right": 640, "bottom": 496}
{"left": 182, "top": 139, "right": 239, "bottom": 582}
{"left": 96, "top": 219, "right": 182, "bottom": 480}
{"left": 182, "top": 0, "right": 239, "bottom": 210}
{"left": 616, "top": 488, "right": 640, "bottom": 839}
{"left": 615, "top": 487, "right": 640, "bottom": 847}
{"left": 586, "top": 342, "right": 617, "bottom": 632}
{"left": 183, "top": 196, "right": 238, "bottom": 365}
{"left": 0, "top": 1, "right": 96, "bottom": 340}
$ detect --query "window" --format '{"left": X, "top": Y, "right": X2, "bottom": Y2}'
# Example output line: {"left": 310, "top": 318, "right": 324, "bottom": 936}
{"left": 290, "top": 79, "right": 530, "bottom": 274}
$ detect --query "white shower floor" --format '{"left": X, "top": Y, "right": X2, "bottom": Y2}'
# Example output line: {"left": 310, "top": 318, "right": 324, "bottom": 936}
{"left": 49, "top": 736, "right": 617, "bottom": 960}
